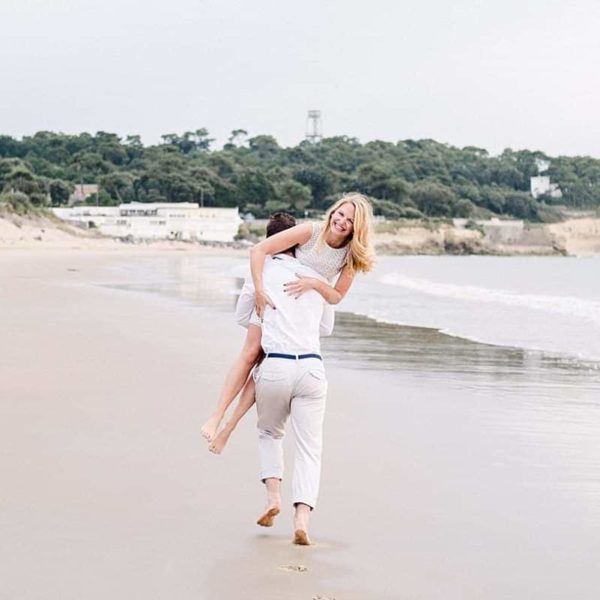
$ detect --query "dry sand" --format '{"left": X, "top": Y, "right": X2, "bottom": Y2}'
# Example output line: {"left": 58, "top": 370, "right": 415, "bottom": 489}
{"left": 2, "top": 249, "right": 599, "bottom": 599}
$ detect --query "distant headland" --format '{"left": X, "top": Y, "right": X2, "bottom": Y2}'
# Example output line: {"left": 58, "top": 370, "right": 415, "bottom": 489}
{"left": 1, "top": 130, "right": 599, "bottom": 254}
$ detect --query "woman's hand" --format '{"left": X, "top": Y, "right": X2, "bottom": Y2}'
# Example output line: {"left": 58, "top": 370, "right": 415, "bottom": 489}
{"left": 255, "top": 289, "right": 276, "bottom": 320}
{"left": 283, "top": 274, "right": 317, "bottom": 299}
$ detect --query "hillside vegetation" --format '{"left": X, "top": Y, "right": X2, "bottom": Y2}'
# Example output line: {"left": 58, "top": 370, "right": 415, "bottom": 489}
{"left": 2, "top": 130, "right": 600, "bottom": 222}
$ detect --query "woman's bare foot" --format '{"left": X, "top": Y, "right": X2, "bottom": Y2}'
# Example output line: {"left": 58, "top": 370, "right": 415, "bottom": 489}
{"left": 256, "top": 505, "right": 280, "bottom": 527}
{"left": 201, "top": 414, "right": 222, "bottom": 442}
{"left": 208, "top": 424, "right": 233, "bottom": 454}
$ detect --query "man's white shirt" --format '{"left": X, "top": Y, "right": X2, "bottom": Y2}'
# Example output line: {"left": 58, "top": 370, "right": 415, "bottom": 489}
{"left": 234, "top": 255, "right": 334, "bottom": 354}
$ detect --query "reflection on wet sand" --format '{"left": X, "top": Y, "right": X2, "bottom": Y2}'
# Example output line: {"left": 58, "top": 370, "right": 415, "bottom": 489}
{"left": 324, "top": 311, "right": 600, "bottom": 386}
{"left": 99, "top": 255, "right": 243, "bottom": 310}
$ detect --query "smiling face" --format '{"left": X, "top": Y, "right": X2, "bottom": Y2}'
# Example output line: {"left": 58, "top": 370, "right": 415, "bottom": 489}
{"left": 329, "top": 202, "right": 355, "bottom": 239}
{"left": 318, "top": 192, "right": 375, "bottom": 274}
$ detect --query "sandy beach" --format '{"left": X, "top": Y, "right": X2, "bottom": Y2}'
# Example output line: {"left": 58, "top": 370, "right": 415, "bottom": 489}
{"left": 2, "top": 248, "right": 600, "bottom": 599}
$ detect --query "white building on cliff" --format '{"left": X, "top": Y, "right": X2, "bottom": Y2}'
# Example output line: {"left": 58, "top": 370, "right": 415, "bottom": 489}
{"left": 52, "top": 203, "right": 242, "bottom": 242}
{"left": 530, "top": 176, "right": 563, "bottom": 200}
{"left": 530, "top": 158, "right": 562, "bottom": 200}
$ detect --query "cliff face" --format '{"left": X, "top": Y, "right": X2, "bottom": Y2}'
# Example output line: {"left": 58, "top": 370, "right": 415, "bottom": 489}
{"left": 374, "top": 225, "right": 485, "bottom": 255}
{"left": 480, "top": 221, "right": 564, "bottom": 255}
{"left": 548, "top": 218, "right": 600, "bottom": 256}
{"left": 373, "top": 219, "right": 600, "bottom": 256}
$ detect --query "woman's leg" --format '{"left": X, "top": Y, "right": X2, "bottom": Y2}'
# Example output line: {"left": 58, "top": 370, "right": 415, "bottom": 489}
{"left": 208, "top": 375, "right": 257, "bottom": 454}
{"left": 201, "top": 324, "right": 262, "bottom": 441}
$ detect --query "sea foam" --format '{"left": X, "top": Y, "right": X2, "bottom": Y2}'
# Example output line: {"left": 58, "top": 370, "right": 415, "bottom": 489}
{"left": 379, "top": 272, "right": 600, "bottom": 326}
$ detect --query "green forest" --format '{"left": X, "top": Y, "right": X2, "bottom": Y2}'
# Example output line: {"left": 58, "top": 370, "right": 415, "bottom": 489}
{"left": 1, "top": 129, "right": 600, "bottom": 222}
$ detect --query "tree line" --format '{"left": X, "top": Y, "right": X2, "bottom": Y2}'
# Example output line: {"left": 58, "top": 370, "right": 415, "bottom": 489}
{"left": 1, "top": 129, "right": 600, "bottom": 221}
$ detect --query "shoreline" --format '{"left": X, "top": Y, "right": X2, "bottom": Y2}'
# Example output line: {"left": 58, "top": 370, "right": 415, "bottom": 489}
{"left": 2, "top": 212, "right": 599, "bottom": 256}
{"left": 90, "top": 248, "right": 600, "bottom": 366}
{"left": 93, "top": 250, "right": 600, "bottom": 368}
{"left": 329, "top": 309, "right": 600, "bottom": 370}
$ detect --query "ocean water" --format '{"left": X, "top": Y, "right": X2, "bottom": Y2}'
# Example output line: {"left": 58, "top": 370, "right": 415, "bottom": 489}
{"left": 106, "top": 254, "right": 600, "bottom": 366}
{"left": 343, "top": 255, "right": 600, "bottom": 364}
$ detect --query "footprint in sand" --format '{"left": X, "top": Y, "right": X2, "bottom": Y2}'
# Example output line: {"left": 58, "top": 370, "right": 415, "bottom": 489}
{"left": 278, "top": 564, "right": 308, "bottom": 573}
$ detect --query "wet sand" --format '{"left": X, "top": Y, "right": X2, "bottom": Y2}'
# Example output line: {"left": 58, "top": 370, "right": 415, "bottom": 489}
{"left": 1, "top": 249, "right": 600, "bottom": 599}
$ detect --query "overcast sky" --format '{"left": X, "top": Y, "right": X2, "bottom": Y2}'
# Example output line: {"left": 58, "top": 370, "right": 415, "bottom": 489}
{"left": 2, "top": 0, "right": 599, "bottom": 156}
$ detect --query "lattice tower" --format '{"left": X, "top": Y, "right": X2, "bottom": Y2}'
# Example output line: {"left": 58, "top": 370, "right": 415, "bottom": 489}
{"left": 306, "top": 110, "right": 322, "bottom": 143}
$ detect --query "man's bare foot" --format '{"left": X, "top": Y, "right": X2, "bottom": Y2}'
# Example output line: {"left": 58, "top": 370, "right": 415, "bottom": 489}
{"left": 256, "top": 505, "right": 280, "bottom": 527}
{"left": 258, "top": 480, "right": 281, "bottom": 527}
{"left": 293, "top": 503, "right": 311, "bottom": 545}
{"left": 201, "top": 414, "right": 222, "bottom": 442}
{"left": 293, "top": 529, "right": 311, "bottom": 546}
{"left": 208, "top": 425, "right": 233, "bottom": 454}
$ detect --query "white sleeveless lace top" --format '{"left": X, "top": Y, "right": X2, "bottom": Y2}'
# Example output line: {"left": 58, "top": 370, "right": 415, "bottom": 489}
{"left": 295, "top": 222, "right": 349, "bottom": 281}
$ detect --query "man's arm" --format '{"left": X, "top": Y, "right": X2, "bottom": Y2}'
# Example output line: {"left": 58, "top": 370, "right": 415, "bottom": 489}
{"left": 288, "top": 261, "right": 335, "bottom": 336}
{"left": 319, "top": 303, "right": 335, "bottom": 337}
{"left": 284, "top": 264, "right": 355, "bottom": 305}
{"left": 234, "top": 279, "right": 256, "bottom": 328}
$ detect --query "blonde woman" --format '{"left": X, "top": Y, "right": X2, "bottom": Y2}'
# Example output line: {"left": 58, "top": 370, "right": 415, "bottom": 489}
{"left": 202, "top": 193, "right": 376, "bottom": 453}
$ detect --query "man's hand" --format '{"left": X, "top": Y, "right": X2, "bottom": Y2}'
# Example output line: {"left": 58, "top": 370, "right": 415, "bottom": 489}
{"left": 255, "top": 289, "right": 276, "bottom": 320}
{"left": 283, "top": 274, "right": 317, "bottom": 299}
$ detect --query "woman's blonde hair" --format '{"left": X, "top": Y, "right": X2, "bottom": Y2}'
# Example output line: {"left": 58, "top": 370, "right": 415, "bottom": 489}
{"left": 318, "top": 192, "right": 376, "bottom": 274}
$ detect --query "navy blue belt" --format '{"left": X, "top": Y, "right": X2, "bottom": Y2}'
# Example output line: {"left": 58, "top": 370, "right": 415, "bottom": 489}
{"left": 266, "top": 353, "right": 322, "bottom": 361}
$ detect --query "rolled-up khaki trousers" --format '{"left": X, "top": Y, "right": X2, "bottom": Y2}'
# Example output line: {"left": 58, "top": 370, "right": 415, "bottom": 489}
{"left": 255, "top": 356, "right": 327, "bottom": 509}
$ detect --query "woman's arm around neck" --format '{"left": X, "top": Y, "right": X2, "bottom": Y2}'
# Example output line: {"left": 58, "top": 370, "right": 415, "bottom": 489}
{"left": 249, "top": 222, "right": 313, "bottom": 318}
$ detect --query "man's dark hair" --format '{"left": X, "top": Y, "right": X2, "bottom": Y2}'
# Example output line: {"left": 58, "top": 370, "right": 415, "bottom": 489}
{"left": 266, "top": 212, "right": 296, "bottom": 238}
